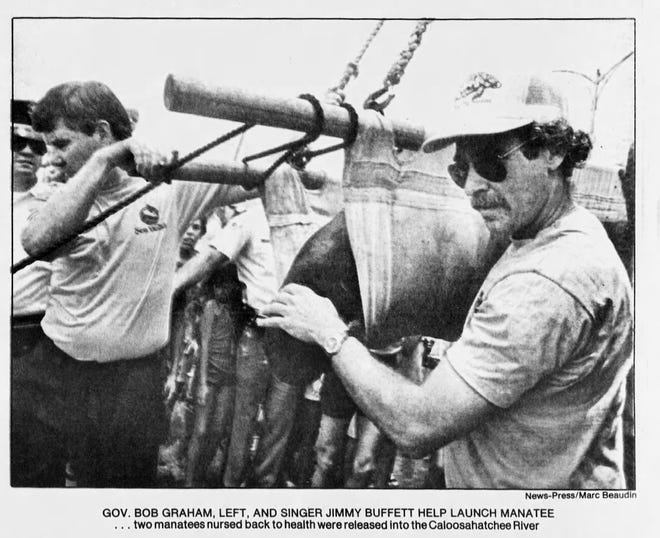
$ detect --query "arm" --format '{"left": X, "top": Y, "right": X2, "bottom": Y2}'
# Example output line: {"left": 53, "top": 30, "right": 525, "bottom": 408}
{"left": 21, "top": 149, "right": 114, "bottom": 256}
{"left": 257, "top": 284, "right": 495, "bottom": 456}
{"left": 22, "top": 137, "right": 174, "bottom": 257}
{"left": 173, "top": 247, "right": 230, "bottom": 295}
{"left": 175, "top": 207, "right": 252, "bottom": 295}
{"left": 330, "top": 340, "right": 494, "bottom": 456}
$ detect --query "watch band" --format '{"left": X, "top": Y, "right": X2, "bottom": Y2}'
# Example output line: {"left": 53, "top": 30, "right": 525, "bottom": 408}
{"left": 323, "top": 329, "right": 350, "bottom": 357}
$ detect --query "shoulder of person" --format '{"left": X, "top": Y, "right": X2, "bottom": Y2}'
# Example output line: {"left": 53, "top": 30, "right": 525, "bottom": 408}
{"left": 232, "top": 197, "right": 264, "bottom": 215}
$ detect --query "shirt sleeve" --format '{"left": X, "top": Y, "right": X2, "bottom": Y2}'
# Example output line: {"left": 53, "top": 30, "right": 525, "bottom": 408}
{"left": 198, "top": 210, "right": 250, "bottom": 262}
{"left": 446, "top": 272, "right": 591, "bottom": 408}
{"left": 172, "top": 181, "right": 233, "bottom": 237}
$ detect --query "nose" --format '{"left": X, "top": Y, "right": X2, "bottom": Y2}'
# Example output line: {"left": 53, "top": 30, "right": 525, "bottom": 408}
{"left": 462, "top": 164, "right": 488, "bottom": 197}
{"left": 19, "top": 144, "right": 36, "bottom": 156}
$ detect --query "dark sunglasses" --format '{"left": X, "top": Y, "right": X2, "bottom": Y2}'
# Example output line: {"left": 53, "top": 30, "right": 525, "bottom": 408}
{"left": 12, "top": 134, "right": 47, "bottom": 156}
{"left": 448, "top": 139, "right": 529, "bottom": 188}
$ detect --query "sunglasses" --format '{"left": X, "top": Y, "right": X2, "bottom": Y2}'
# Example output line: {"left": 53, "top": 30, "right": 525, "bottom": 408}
{"left": 448, "top": 139, "right": 530, "bottom": 188}
{"left": 12, "top": 134, "right": 47, "bottom": 156}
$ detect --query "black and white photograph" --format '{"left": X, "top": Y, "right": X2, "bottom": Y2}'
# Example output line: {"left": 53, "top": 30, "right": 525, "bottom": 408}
{"left": 4, "top": 2, "right": 656, "bottom": 536}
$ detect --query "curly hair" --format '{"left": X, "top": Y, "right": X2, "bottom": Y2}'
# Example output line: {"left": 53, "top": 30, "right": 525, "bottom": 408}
{"left": 518, "top": 118, "right": 593, "bottom": 179}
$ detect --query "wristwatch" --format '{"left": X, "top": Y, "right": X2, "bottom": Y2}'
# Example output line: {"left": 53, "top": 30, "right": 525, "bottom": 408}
{"left": 322, "top": 327, "right": 350, "bottom": 357}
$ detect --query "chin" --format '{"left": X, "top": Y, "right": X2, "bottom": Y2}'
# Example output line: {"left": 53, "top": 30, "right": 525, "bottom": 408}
{"left": 479, "top": 212, "right": 512, "bottom": 236}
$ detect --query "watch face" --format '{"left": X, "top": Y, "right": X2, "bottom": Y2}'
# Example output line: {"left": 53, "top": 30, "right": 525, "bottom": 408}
{"left": 324, "top": 335, "right": 341, "bottom": 355}
{"left": 323, "top": 332, "right": 346, "bottom": 355}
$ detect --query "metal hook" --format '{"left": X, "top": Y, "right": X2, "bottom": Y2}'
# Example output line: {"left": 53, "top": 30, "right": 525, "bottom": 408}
{"left": 363, "top": 86, "right": 396, "bottom": 113}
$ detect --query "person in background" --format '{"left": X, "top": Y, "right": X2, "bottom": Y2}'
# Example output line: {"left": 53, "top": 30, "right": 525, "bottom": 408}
{"left": 185, "top": 263, "right": 245, "bottom": 486}
{"left": 159, "top": 217, "right": 209, "bottom": 484}
{"left": 11, "top": 98, "right": 65, "bottom": 486}
{"left": 279, "top": 375, "right": 324, "bottom": 487}
{"left": 165, "top": 216, "right": 208, "bottom": 405}
{"left": 174, "top": 199, "right": 278, "bottom": 487}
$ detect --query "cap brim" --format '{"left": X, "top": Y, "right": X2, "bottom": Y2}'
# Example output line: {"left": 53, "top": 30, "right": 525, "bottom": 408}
{"left": 422, "top": 116, "right": 534, "bottom": 153}
{"left": 13, "top": 123, "right": 41, "bottom": 140}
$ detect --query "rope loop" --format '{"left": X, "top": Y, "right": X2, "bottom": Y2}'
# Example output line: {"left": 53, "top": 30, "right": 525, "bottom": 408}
{"left": 241, "top": 94, "right": 325, "bottom": 189}
{"left": 288, "top": 102, "right": 359, "bottom": 171}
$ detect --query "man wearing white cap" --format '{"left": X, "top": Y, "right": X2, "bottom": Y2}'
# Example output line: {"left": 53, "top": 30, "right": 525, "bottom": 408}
{"left": 257, "top": 72, "right": 633, "bottom": 489}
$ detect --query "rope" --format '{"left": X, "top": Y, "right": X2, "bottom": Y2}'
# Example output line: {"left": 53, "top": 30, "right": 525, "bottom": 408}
{"left": 291, "top": 21, "right": 381, "bottom": 168}
{"left": 363, "top": 19, "right": 432, "bottom": 112}
{"left": 328, "top": 20, "right": 385, "bottom": 99}
{"left": 382, "top": 20, "right": 431, "bottom": 89}
{"left": 288, "top": 102, "right": 359, "bottom": 170}
{"left": 12, "top": 122, "right": 254, "bottom": 274}
{"left": 241, "top": 94, "right": 325, "bottom": 188}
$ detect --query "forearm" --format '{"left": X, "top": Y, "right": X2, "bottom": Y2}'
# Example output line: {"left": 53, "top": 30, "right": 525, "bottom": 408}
{"left": 257, "top": 283, "right": 494, "bottom": 456}
{"left": 174, "top": 248, "right": 226, "bottom": 294}
{"left": 330, "top": 337, "right": 435, "bottom": 455}
{"left": 21, "top": 152, "right": 113, "bottom": 256}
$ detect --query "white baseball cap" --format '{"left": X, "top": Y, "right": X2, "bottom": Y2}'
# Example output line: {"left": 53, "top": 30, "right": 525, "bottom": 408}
{"left": 422, "top": 71, "right": 568, "bottom": 153}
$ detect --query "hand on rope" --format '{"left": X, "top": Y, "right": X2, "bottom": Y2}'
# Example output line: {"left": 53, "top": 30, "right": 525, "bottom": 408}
{"left": 96, "top": 137, "right": 179, "bottom": 185}
{"left": 363, "top": 19, "right": 432, "bottom": 113}
{"left": 12, "top": 122, "right": 254, "bottom": 274}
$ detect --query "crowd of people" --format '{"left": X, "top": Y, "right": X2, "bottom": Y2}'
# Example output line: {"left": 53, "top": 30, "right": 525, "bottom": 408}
{"left": 11, "top": 71, "right": 634, "bottom": 489}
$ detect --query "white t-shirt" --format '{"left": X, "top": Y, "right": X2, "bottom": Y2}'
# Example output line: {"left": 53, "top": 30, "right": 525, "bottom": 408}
{"left": 198, "top": 198, "right": 277, "bottom": 312}
{"left": 13, "top": 189, "right": 52, "bottom": 316}
{"left": 40, "top": 174, "right": 232, "bottom": 362}
{"left": 444, "top": 205, "right": 632, "bottom": 489}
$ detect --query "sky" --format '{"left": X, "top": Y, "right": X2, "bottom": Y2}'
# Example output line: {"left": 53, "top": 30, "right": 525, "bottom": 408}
{"left": 12, "top": 18, "right": 634, "bottom": 176}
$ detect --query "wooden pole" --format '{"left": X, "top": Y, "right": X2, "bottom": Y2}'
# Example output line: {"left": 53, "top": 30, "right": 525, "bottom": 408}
{"left": 171, "top": 159, "right": 332, "bottom": 190}
{"left": 163, "top": 74, "right": 427, "bottom": 151}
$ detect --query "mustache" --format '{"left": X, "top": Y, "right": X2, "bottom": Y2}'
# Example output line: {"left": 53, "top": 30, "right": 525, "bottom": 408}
{"left": 470, "top": 190, "right": 508, "bottom": 210}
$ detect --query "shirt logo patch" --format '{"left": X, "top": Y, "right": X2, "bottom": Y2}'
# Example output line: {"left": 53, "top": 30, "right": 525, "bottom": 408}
{"left": 135, "top": 204, "right": 167, "bottom": 235}
{"left": 139, "top": 204, "right": 160, "bottom": 225}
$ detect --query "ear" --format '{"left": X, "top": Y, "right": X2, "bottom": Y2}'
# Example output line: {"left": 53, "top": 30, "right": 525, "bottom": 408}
{"left": 92, "top": 120, "right": 114, "bottom": 143}
{"left": 544, "top": 149, "right": 566, "bottom": 172}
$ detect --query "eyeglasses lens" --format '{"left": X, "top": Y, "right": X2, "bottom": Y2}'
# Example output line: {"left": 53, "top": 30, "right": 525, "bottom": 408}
{"left": 448, "top": 139, "right": 508, "bottom": 187}
{"left": 12, "top": 135, "right": 46, "bottom": 156}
